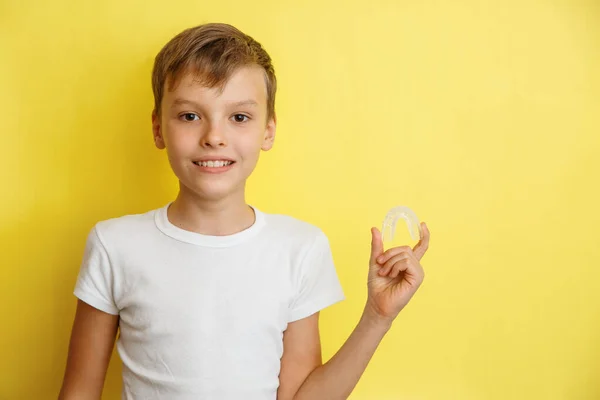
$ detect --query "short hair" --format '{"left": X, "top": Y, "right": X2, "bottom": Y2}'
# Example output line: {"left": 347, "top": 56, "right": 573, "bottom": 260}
{"left": 152, "top": 23, "right": 277, "bottom": 120}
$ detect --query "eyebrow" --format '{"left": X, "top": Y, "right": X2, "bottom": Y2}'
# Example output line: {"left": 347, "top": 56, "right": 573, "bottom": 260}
{"left": 171, "top": 98, "right": 259, "bottom": 109}
{"left": 230, "top": 99, "right": 259, "bottom": 107}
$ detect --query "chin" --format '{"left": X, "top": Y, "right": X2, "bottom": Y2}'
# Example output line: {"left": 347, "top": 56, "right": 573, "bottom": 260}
{"left": 184, "top": 180, "right": 243, "bottom": 202}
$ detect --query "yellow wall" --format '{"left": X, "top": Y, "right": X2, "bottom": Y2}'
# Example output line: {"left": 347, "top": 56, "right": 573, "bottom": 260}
{"left": 1, "top": 0, "right": 599, "bottom": 399}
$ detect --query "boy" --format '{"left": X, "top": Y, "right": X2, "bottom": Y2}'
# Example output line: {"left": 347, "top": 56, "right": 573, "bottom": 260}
{"left": 58, "top": 23, "right": 430, "bottom": 400}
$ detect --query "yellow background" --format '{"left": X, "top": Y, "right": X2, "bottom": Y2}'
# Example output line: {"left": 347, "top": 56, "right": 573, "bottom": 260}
{"left": 1, "top": 0, "right": 599, "bottom": 399}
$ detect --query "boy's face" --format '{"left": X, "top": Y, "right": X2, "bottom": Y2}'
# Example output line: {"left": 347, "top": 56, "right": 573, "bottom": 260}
{"left": 152, "top": 65, "right": 276, "bottom": 202}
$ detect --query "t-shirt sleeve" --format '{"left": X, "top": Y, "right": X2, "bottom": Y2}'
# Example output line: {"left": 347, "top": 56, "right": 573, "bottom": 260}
{"left": 73, "top": 225, "right": 119, "bottom": 315}
{"left": 288, "top": 230, "right": 345, "bottom": 322}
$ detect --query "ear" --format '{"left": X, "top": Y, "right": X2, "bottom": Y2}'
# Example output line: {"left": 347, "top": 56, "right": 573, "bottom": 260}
{"left": 152, "top": 109, "right": 166, "bottom": 149}
{"left": 261, "top": 113, "right": 276, "bottom": 151}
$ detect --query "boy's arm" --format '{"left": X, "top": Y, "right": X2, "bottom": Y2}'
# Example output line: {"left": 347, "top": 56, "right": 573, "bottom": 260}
{"left": 58, "top": 300, "right": 119, "bottom": 400}
{"left": 279, "top": 224, "right": 430, "bottom": 400}
{"left": 277, "top": 312, "right": 323, "bottom": 399}
{"left": 277, "top": 307, "right": 390, "bottom": 400}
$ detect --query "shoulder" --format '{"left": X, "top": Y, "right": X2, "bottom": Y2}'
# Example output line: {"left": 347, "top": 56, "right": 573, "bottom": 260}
{"left": 260, "top": 210, "right": 329, "bottom": 249}
{"left": 91, "top": 207, "right": 158, "bottom": 245}
{"left": 263, "top": 211, "right": 324, "bottom": 235}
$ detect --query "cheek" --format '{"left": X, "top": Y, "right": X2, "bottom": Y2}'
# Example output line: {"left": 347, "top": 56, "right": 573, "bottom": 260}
{"left": 238, "top": 137, "right": 263, "bottom": 161}
{"left": 164, "top": 130, "right": 196, "bottom": 158}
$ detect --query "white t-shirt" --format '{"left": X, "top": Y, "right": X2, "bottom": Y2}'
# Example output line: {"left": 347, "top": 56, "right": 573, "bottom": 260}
{"left": 73, "top": 203, "right": 345, "bottom": 399}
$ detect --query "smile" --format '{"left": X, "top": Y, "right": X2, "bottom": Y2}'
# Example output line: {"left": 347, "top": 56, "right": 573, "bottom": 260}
{"left": 192, "top": 160, "right": 234, "bottom": 168}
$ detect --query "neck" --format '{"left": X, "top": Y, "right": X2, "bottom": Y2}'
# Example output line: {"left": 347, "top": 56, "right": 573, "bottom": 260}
{"left": 167, "top": 184, "right": 255, "bottom": 236}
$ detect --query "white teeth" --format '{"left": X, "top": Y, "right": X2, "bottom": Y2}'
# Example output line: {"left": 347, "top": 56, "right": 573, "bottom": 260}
{"left": 196, "top": 160, "right": 232, "bottom": 167}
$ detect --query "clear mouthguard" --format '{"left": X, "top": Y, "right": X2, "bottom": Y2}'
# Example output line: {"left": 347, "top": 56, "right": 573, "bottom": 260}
{"left": 382, "top": 206, "right": 422, "bottom": 242}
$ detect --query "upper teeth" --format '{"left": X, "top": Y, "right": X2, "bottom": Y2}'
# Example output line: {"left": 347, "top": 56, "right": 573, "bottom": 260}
{"left": 197, "top": 160, "right": 232, "bottom": 167}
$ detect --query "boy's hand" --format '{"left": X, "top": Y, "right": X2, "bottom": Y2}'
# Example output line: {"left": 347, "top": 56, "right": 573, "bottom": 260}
{"left": 364, "top": 222, "right": 430, "bottom": 325}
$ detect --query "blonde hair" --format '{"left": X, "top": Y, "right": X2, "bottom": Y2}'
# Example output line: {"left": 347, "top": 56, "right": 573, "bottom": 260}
{"left": 151, "top": 23, "right": 277, "bottom": 120}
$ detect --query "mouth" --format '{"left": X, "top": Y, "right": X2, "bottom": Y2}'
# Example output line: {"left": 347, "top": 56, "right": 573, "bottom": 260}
{"left": 192, "top": 160, "right": 235, "bottom": 168}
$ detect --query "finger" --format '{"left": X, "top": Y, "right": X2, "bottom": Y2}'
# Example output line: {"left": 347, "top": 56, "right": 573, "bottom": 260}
{"left": 390, "top": 260, "right": 410, "bottom": 278}
{"left": 376, "top": 246, "right": 412, "bottom": 266}
{"left": 370, "top": 227, "right": 384, "bottom": 265}
{"left": 390, "top": 256, "right": 425, "bottom": 279}
{"left": 412, "top": 222, "right": 430, "bottom": 261}
{"left": 379, "top": 253, "right": 410, "bottom": 276}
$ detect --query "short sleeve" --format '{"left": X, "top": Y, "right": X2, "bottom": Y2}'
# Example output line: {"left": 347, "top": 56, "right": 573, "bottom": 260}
{"left": 288, "top": 231, "right": 345, "bottom": 322}
{"left": 73, "top": 226, "right": 119, "bottom": 315}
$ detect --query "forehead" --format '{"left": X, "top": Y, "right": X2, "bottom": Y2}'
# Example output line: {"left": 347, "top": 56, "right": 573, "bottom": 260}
{"left": 164, "top": 65, "right": 268, "bottom": 105}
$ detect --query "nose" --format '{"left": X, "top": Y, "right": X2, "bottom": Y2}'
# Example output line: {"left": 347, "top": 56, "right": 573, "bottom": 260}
{"left": 200, "top": 122, "right": 227, "bottom": 148}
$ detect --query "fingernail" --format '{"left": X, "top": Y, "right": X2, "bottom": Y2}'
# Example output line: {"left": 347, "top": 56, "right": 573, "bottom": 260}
{"left": 377, "top": 256, "right": 384, "bottom": 263}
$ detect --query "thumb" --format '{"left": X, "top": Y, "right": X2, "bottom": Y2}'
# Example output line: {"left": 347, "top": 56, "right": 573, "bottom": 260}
{"left": 370, "top": 227, "right": 384, "bottom": 265}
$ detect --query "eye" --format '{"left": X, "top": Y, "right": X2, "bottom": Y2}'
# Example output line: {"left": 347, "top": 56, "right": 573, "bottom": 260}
{"left": 181, "top": 113, "right": 199, "bottom": 122}
{"left": 232, "top": 114, "right": 250, "bottom": 123}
